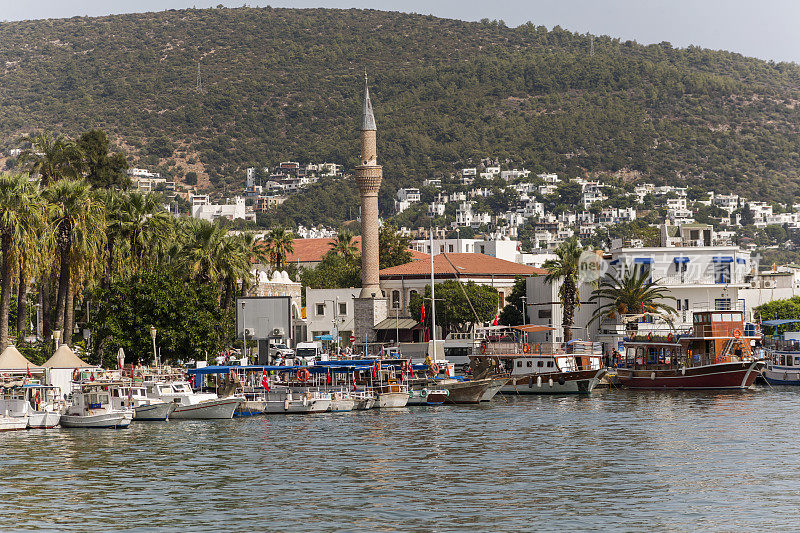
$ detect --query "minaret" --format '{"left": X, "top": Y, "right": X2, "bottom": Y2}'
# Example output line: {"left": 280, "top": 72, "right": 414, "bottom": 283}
{"left": 355, "top": 74, "right": 383, "bottom": 298}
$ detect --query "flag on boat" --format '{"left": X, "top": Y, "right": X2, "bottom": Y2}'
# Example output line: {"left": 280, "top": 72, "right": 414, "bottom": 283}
{"left": 408, "top": 359, "right": 414, "bottom": 377}
{"left": 90, "top": 372, "right": 95, "bottom": 382}
{"left": 493, "top": 315, "right": 498, "bottom": 326}
{"left": 327, "top": 368, "right": 332, "bottom": 385}
{"left": 26, "top": 365, "right": 32, "bottom": 378}
{"left": 261, "top": 370, "right": 269, "bottom": 390}
{"left": 117, "top": 348, "right": 125, "bottom": 370}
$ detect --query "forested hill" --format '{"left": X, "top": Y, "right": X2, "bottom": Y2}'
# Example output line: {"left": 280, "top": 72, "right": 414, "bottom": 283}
{"left": 2, "top": 6, "right": 800, "bottom": 203}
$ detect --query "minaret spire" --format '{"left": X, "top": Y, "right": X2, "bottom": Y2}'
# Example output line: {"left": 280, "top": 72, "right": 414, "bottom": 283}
{"left": 361, "top": 70, "right": 377, "bottom": 131}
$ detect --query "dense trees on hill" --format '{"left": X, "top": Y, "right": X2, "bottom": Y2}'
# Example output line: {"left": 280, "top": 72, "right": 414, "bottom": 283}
{"left": 1, "top": 6, "right": 800, "bottom": 218}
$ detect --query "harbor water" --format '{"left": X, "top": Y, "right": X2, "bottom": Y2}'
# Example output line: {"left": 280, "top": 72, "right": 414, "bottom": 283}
{"left": 3, "top": 387, "right": 800, "bottom": 531}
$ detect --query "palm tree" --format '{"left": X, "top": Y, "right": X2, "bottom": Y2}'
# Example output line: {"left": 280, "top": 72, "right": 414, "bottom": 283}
{"left": 122, "top": 191, "right": 173, "bottom": 271}
{"left": 543, "top": 238, "right": 583, "bottom": 343}
{"left": 329, "top": 231, "right": 358, "bottom": 260}
{"left": 43, "top": 179, "right": 106, "bottom": 345}
{"left": 265, "top": 227, "right": 294, "bottom": 271}
{"left": 171, "top": 219, "right": 227, "bottom": 285}
{"left": 0, "top": 174, "right": 45, "bottom": 349}
{"left": 588, "top": 268, "right": 677, "bottom": 334}
{"left": 17, "top": 131, "right": 84, "bottom": 186}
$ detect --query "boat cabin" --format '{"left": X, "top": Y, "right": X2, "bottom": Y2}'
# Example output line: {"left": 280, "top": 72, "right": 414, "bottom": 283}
{"left": 69, "top": 384, "right": 115, "bottom": 415}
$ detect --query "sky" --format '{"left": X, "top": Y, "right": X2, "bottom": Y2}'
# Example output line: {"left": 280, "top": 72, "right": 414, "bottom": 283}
{"left": 4, "top": 0, "right": 800, "bottom": 63}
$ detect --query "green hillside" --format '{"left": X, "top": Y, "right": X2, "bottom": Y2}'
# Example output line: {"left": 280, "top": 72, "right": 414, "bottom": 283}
{"left": 2, "top": 6, "right": 800, "bottom": 212}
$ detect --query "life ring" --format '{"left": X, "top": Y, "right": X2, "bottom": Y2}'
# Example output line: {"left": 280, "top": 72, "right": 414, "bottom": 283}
{"left": 296, "top": 369, "right": 311, "bottom": 382}
{"left": 34, "top": 391, "right": 41, "bottom": 406}
{"left": 733, "top": 329, "right": 742, "bottom": 339}
{"left": 522, "top": 343, "right": 531, "bottom": 354}
{"left": 536, "top": 344, "right": 542, "bottom": 355}
{"left": 430, "top": 362, "right": 440, "bottom": 374}
{"left": 72, "top": 369, "right": 80, "bottom": 381}
{"left": 480, "top": 342, "right": 487, "bottom": 355}
{"left": 667, "top": 333, "right": 674, "bottom": 342}
{"left": 647, "top": 332, "right": 654, "bottom": 341}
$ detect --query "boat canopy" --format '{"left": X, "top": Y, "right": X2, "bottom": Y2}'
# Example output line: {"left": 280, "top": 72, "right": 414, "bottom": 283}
{"left": 187, "top": 365, "right": 301, "bottom": 376}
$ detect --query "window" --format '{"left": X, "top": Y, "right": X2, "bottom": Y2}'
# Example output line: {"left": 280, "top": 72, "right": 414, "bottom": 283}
{"left": 339, "top": 302, "right": 347, "bottom": 315}
{"left": 316, "top": 303, "right": 325, "bottom": 315}
{"left": 409, "top": 290, "right": 418, "bottom": 303}
{"left": 684, "top": 299, "right": 689, "bottom": 311}
{"left": 516, "top": 361, "right": 522, "bottom": 368}
{"left": 538, "top": 310, "right": 552, "bottom": 319}
{"left": 392, "top": 290, "right": 401, "bottom": 309}
{"left": 526, "top": 361, "right": 533, "bottom": 367}
{"left": 448, "top": 245, "right": 454, "bottom": 253}
{"left": 677, "top": 300, "right": 681, "bottom": 311}
{"left": 537, "top": 361, "right": 543, "bottom": 368}
{"left": 714, "top": 299, "right": 731, "bottom": 311}
{"left": 547, "top": 361, "right": 554, "bottom": 368}
{"left": 498, "top": 292, "right": 505, "bottom": 308}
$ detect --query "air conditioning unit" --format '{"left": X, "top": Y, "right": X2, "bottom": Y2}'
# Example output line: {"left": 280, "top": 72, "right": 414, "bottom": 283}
{"left": 750, "top": 281, "right": 758, "bottom": 288}
{"left": 763, "top": 280, "right": 776, "bottom": 289}
{"left": 272, "top": 327, "right": 285, "bottom": 337}
{"left": 245, "top": 328, "right": 255, "bottom": 337}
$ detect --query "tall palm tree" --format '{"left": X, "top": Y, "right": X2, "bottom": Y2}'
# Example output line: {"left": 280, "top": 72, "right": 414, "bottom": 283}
{"left": 588, "top": 268, "right": 677, "bottom": 334}
{"left": 218, "top": 235, "right": 254, "bottom": 311}
{"left": 122, "top": 191, "right": 173, "bottom": 271}
{"left": 0, "top": 174, "right": 45, "bottom": 349}
{"left": 171, "top": 219, "right": 227, "bottom": 285}
{"left": 329, "top": 230, "right": 359, "bottom": 260}
{"left": 43, "top": 179, "right": 106, "bottom": 345}
{"left": 265, "top": 227, "right": 294, "bottom": 271}
{"left": 17, "top": 131, "right": 84, "bottom": 186}
{"left": 543, "top": 237, "right": 583, "bottom": 343}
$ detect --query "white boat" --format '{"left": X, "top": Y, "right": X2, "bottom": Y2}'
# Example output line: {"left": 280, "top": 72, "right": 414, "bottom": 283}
{"left": 147, "top": 381, "right": 241, "bottom": 419}
{"left": 260, "top": 388, "right": 331, "bottom": 414}
{"left": 0, "top": 385, "right": 63, "bottom": 428}
{"left": 406, "top": 388, "right": 449, "bottom": 406}
{"left": 328, "top": 390, "right": 356, "bottom": 412}
{"left": 109, "top": 385, "right": 177, "bottom": 421}
{"left": 377, "top": 391, "right": 409, "bottom": 408}
{"left": 61, "top": 384, "right": 133, "bottom": 428}
{"left": 352, "top": 390, "right": 376, "bottom": 410}
{"left": 0, "top": 412, "right": 28, "bottom": 431}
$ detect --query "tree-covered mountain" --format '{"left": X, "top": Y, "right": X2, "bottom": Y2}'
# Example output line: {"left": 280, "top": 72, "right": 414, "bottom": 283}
{"left": 2, "top": 6, "right": 800, "bottom": 211}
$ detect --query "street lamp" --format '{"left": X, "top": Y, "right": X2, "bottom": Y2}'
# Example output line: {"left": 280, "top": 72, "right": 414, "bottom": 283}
{"left": 149, "top": 326, "right": 157, "bottom": 368}
{"left": 241, "top": 301, "right": 247, "bottom": 362}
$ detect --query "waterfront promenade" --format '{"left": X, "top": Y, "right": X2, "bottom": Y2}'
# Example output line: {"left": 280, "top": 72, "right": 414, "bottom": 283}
{"left": 1, "top": 388, "right": 798, "bottom": 531}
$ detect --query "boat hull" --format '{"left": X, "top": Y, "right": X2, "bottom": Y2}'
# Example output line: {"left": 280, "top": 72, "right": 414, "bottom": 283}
{"left": 134, "top": 402, "right": 177, "bottom": 421}
{"left": 502, "top": 369, "right": 606, "bottom": 395}
{"left": 263, "top": 398, "right": 331, "bottom": 414}
{"left": 763, "top": 366, "right": 800, "bottom": 385}
{"left": 378, "top": 392, "right": 409, "bottom": 408}
{"left": 616, "top": 361, "right": 761, "bottom": 390}
{"left": 28, "top": 411, "right": 61, "bottom": 429}
{"left": 441, "top": 378, "right": 493, "bottom": 404}
{"left": 60, "top": 412, "right": 133, "bottom": 429}
{"left": 480, "top": 377, "right": 510, "bottom": 401}
{"left": 170, "top": 398, "right": 241, "bottom": 419}
{"left": 329, "top": 398, "right": 356, "bottom": 412}
{"left": 0, "top": 415, "right": 28, "bottom": 431}
{"left": 354, "top": 398, "right": 375, "bottom": 410}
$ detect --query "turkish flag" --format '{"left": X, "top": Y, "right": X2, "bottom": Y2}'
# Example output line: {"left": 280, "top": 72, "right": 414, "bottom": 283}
{"left": 261, "top": 370, "right": 269, "bottom": 390}
{"left": 327, "top": 368, "right": 332, "bottom": 385}
{"left": 420, "top": 303, "right": 425, "bottom": 323}
{"left": 493, "top": 315, "right": 498, "bottom": 326}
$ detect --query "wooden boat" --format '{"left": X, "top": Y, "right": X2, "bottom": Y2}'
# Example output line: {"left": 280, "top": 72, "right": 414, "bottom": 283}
{"left": 61, "top": 383, "right": 133, "bottom": 428}
{"left": 617, "top": 310, "right": 762, "bottom": 390}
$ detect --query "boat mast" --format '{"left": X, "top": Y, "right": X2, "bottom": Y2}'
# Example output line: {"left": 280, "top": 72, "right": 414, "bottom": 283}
{"left": 430, "top": 226, "right": 437, "bottom": 361}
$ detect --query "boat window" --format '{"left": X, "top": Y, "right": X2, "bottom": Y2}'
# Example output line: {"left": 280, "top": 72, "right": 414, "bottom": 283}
{"left": 526, "top": 361, "right": 533, "bottom": 368}
{"left": 537, "top": 361, "right": 543, "bottom": 367}
{"left": 516, "top": 361, "right": 522, "bottom": 368}
{"left": 795, "top": 357, "right": 800, "bottom": 366}
{"left": 547, "top": 361, "right": 554, "bottom": 368}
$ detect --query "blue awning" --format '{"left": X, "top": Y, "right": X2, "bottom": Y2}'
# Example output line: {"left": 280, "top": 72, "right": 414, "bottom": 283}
{"left": 762, "top": 319, "right": 800, "bottom": 326}
{"left": 609, "top": 259, "right": 619, "bottom": 265}
{"left": 634, "top": 258, "right": 653, "bottom": 264}
{"left": 673, "top": 257, "right": 690, "bottom": 264}
{"left": 736, "top": 258, "right": 747, "bottom": 264}
{"left": 187, "top": 365, "right": 301, "bottom": 376}
{"left": 713, "top": 256, "right": 734, "bottom": 263}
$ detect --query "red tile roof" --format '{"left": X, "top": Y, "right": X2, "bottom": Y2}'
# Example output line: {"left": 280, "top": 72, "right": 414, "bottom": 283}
{"left": 379, "top": 253, "right": 547, "bottom": 279}
{"left": 260, "top": 237, "right": 428, "bottom": 265}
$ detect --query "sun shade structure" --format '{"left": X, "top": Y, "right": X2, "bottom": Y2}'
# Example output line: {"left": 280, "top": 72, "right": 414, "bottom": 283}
{"left": 42, "top": 345, "right": 91, "bottom": 369}
{"left": 512, "top": 325, "right": 556, "bottom": 333}
{"left": 0, "top": 345, "right": 42, "bottom": 371}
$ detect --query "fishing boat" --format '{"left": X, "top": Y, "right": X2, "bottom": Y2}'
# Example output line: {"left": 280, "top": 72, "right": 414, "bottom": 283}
{"left": 468, "top": 326, "right": 606, "bottom": 395}
{"left": 407, "top": 387, "right": 449, "bottom": 405}
{"left": 352, "top": 390, "right": 376, "bottom": 410}
{"left": 759, "top": 333, "right": 800, "bottom": 384}
{"left": 146, "top": 381, "right": 241, "bottom": 419}
{"left": 61, "top": 383, "right": 133, "bottom": 428}
{"left": 617, "top": 310, "right": 762, "bottom": 390}
{"left": 109, "top": 384, "right": 177, "bottom": 421}
{"left": 0, "top": 384, "right": 63, "bottom": 428}
{"left": 0, "top": 411, "right": 28, "bottom": 431}
{"left": 329, "top": 389, "right": 356, "bottom": 412}
{"left": 261, "top": 388, "right": 331, "bottom": 414}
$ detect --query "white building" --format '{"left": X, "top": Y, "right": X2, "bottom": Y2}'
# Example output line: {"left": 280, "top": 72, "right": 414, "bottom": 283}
{"left": 191, "top": 196, "right": 256, "bottom": 223}
{"left": 395, "top": 187, "right": 421, "bottom": 213}
{"left": 304, "top": 288, "right": 360, "bottom": 345}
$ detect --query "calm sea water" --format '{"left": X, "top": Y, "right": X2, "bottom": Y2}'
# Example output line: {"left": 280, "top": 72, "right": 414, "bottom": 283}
{"left": 2, "top": 387, "right": 800, "bottom": 531}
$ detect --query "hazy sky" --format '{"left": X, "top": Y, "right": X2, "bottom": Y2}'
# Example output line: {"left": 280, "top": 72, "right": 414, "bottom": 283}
{"left": 5, "top": 0, "right": 800, "bottom": 63}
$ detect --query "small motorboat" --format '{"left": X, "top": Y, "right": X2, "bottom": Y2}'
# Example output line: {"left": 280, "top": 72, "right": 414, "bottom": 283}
{"left": 61, "top": 383, "right": 133, "bottom": 429}
{"left": 261, "top": 388, "right": 331, "bottom": 414}
{"left": 146, "top": 381, "right": 241, "bottom": 419}
{"left": 110, "top": 384, "right": 176, "bottom": 421}
{"left": 0, "top": 384, "right": 63, "bottom": 429}
{"left": 407, "top": 388, "right": 449, "bottom": 406}
{"left": 352, "top": 390, "right": 376, "bottom": 410}
{"left": 329, "top": 390, "right": 356, "bottom": 412}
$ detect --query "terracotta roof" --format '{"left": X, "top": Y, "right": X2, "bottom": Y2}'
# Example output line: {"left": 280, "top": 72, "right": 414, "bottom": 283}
{"left": 379, "top": 253, "right": 547, "bottom": 278}
{"left": 258, "top": 237, "right": 428, "bottom": 265}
